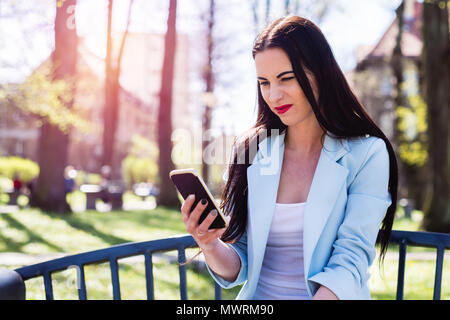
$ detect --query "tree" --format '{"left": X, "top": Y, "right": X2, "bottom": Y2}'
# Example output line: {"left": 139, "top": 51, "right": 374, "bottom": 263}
{"left": 156, "top": 0, "right": 180, "bottom": 207}
{"left": 30, "top": 0, "right": 78, "bottom": 213}
{"left": 201, "top": 0, "right": 216, "bottom": 185}
{"left": 421, "top": 0, "right": 450, "bottom": 232}
{"left": 101, "top": 0, "right": 135, "bottom": 177}
{"left": 284, "top": 0, "right": 334, "bottom": 21}
{"left": 251, "top": 0, "right": 334, "bottom": 34}
{"left": 391, "top": 0, "right": 405, "bottom": 150}
{"left": 390, "top": 0, "right": 427, "bottom": 211}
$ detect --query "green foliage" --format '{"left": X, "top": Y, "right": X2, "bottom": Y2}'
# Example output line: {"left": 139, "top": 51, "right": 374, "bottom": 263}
{"left": 121, "top": 135, "right": 159, "bottom": 188}
{"left": 127, "top": 134, "right": 159, "bottom": 159}
{"left": 74, "top": 170, "right": 102, "bottom": 186}
{"left": 397, "top": 94, "right": 428, "bottom": 166}
{"left": 0, "top": 156, "right": 39, "bottom": 184}
{"left": 423, "top": 0, "right": 449, "bottom": 8}
{"left": 0, "top": 65, "right": 91, "bottom": 134}
{"left": 122, "top": 157, "right": 158, "bottom": 188}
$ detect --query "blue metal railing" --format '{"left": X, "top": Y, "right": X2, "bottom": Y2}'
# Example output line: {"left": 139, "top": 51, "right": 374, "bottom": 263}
{"left": 384, "top": 230, "right": 450, "bottom": 300}
{"left": 0, "top": 230, "right": 449, "bottom": 300}
{"left": 11, "top": 234, "right": 222, "bottom": 300}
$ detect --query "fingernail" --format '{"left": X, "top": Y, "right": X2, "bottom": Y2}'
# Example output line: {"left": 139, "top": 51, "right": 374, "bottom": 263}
{"left": 188, "top": 194, "right": 195, "bottom": 200}
{"left": 211, "top": 210, "right": 217, "bottom": 216}
{"left": 201, "top": 199, "right": 207, "bottom": 205}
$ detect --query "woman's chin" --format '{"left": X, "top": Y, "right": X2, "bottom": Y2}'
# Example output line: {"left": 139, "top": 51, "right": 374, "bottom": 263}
{"left": 278, "top": 116, "right": 296, "bottom": 126}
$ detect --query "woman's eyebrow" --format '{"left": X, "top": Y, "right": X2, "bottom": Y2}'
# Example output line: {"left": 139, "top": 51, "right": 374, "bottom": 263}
{"left": 257, "top": 70, "right": 294, "bottom": 80}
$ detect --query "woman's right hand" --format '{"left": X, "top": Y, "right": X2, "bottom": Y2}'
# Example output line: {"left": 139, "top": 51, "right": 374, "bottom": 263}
{"left": 181, "top": 194, "right": 227, "bottom": 251}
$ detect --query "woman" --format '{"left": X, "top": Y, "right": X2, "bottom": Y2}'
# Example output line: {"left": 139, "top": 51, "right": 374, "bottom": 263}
{"left": 180, "top": 16, "right": 398, "bottom": 300}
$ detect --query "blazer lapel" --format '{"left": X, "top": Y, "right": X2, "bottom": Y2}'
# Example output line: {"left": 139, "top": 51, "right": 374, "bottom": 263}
{"left": 303, "top": 134, "right": 350, "bottom": 278}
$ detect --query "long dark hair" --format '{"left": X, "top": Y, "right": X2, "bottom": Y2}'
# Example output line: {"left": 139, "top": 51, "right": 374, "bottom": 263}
{"left": 219, "top": 16, "right": 398, "bottom": 262}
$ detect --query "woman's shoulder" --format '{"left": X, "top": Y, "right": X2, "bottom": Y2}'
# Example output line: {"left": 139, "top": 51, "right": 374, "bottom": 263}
{"left": 341, "top": 135, "right": 390, "bottom": 175}
{"left": 345, "top": 135, "right": 388, "bottom": 157}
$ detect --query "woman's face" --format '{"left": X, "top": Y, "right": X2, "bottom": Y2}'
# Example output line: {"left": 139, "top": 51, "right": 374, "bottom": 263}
{"left": 254, "top": 47, "right": 319, "bottom": 128}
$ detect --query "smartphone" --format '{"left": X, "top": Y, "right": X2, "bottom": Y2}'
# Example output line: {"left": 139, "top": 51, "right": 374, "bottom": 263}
{"left": 170, "top": 168, "right": 228, "bottom": 229}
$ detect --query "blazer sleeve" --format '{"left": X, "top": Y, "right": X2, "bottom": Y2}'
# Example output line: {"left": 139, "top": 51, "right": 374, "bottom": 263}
{"left": 308, "top": 138, "right": 392, "bottom": 300}
{"left": 206, "top": 141, "right": 248, "bottom": 289}
{"left": 206, "top": 231, "right": 248, "bottom": 289}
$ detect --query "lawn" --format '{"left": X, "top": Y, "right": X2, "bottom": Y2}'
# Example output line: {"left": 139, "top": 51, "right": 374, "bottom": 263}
{"left": 0, "top": 199, "right": 448, "bottom": 300}
{"left": 0, "top": 195, "right": 242, "bottom": 299}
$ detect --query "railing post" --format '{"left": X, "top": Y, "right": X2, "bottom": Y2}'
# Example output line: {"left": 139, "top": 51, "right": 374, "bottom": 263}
{"left": 110, "top": 258, "right": 121, "bottom": 300}
{"left": 77, "top": 265, "right": 87, "bottom": 300}
{"left": 178, "top": 247, "right": 188, "bottom": 300}
{"left": 433, "top": 246, "right": 444, "bottom": 300}
{"left": 43, "top": 271, "right": 54, "bottom": 300}
{"left": 144, "top": 252, "right": 155, "bottom": 300}
{"left": 214, "top": 281, "right": 222, "bottom": 300}
{"left": 396, "top": 239, "right": 407, "bottom": 300}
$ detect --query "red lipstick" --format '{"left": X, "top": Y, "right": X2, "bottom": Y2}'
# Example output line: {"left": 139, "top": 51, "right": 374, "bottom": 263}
{"left": 274, "top": 104, "right": 292, "bottom": 114}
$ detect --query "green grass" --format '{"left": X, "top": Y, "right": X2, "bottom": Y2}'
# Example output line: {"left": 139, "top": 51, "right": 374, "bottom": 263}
{"left": 0, "top": 203, "right": 448, "bottom": 300}
{"left": 370, "top": 209, "right": 450, "bottom": 300}
{"left": 0, "top": 205, "right": 187, "bottom": 255}
{"left": 0, "top": 202, "right": 242, "bottom": 299}
{"left": 369, "top": 249, "right": 450, "bottom": 300}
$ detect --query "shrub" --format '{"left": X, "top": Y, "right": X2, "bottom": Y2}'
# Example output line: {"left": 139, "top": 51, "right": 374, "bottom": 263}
{"left": 121, "top": 135, "right": 159, "bottom": 188}
{"left": 74, "top": 170, "right": 102, "bottom": 186}
{"left": 0, "top": 156, "right": 39, "bottom": 183}
{"left": 122, "top": 156, "right": 158, "bottom": 188}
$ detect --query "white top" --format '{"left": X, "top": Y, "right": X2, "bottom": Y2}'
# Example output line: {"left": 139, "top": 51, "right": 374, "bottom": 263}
{"left": 253, "top": 202, "right": 310, "bottom": 300}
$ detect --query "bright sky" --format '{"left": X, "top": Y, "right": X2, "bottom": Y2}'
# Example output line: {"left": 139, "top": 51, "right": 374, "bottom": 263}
{"left": 0, "top": 0, "right": 402, "bottom": 136}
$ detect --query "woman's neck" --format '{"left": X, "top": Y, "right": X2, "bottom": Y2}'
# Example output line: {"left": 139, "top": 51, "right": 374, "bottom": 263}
{"left": 284, "top": 123, "right": 325, "bottom": 155}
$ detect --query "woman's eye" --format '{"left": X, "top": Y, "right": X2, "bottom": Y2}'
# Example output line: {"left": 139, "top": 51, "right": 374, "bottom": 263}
{"left": 259, "top": 77, "right": 294, "bottom": 87}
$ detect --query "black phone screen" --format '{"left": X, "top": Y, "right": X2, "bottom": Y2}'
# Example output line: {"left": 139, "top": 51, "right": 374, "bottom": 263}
{"left": 170, "top": 172, "right": 226, "bottom": 229}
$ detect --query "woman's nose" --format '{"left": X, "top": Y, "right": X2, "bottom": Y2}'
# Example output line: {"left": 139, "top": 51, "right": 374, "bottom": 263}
{"left": 268, "top": 86, "right": 283, "bottom": 104}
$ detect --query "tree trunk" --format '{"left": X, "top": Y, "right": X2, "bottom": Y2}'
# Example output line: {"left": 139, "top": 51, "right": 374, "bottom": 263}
{"left": 102, "top": 0, "right": 134, "bottom": 178}
{"left": 392, "top": 0, "right": 404, "bottom": 150}
{"left": 156, "top": 0, "right": 179, "bottom": 207}
{"left": 391, "top": 1, "right": 426, "bottom": 212}
{"left": 30, "top": 0, "right": 78, "bottom": 214}
{"left": 102, "top": 0, "right": 115, "bottom": 173}
{"left": 201, "top": 0, "right": 215, "bottom": 185}
{"left": 421, "top": 0, "right": 450, "bottom": 232}
{"left": 390, "top": 0, "right": 410, "bottom": 202}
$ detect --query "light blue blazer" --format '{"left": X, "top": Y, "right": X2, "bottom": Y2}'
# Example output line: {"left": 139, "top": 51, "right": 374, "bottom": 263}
{"left": 207, "top": 131, "right": 392, "bottom": 300}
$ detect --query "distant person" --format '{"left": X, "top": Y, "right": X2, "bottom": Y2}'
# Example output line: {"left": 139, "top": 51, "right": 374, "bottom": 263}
{"left": 26, "top": 178, "right": 37, "bottom": 199}
{"left": 10, "top": 173, "right": 22, "bottom": 205}
{"left": 64, "top": 165, "right": 77, "bottom": 195}
{"left": 99, "top": 165, "right": 112, "bottom": 204}
{"left": 12, "top": 173, "right": 22, "bottom": 193}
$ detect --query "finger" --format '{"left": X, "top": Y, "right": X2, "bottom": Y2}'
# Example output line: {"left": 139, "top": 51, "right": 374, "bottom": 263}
{"left": 181, "top": 194, "right": 195, "bottom": 223}
{"left": 197, "top": 209, "right": 218, "bottom": 234}
{"left": 181, "top": 194, "right": 195, "bottom": 213}
{"left": 187, "top": 198, "right": 208, "bottom": 231}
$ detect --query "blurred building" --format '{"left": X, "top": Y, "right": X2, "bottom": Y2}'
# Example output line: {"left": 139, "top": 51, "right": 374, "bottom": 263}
{"left": 0, "top": 94, "right": 38, "bottom": 159}
{"left": 350, "top": 0, "right": 422, "bottom": 141}
{"left": 0, "top": 32, "right": 193, "bottom": 174}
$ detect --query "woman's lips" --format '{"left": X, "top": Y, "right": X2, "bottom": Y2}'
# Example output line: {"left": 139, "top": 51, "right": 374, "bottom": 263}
{"left": 274, "top": 104, "right": 293, "bottom": 114}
